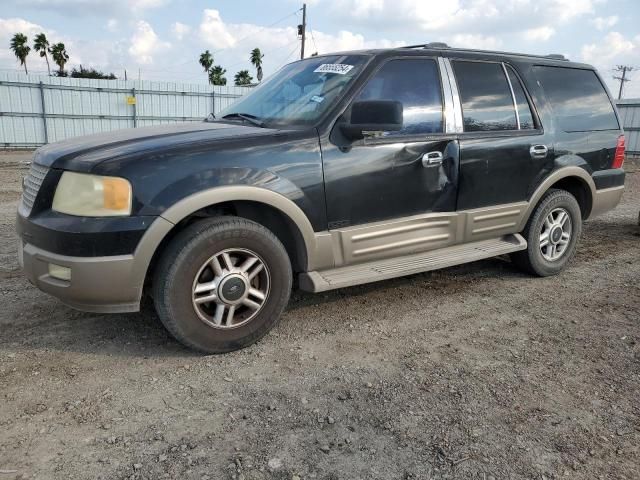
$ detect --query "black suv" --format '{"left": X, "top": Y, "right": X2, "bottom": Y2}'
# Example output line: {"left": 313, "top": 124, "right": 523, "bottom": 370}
{"left": 17, "top": 44, "right": 626, "bottom": 353}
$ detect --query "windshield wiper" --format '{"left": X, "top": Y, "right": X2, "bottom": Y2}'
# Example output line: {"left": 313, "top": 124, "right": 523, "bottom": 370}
{"left": 221, "top": 113, "right": 265, "bottom": 128}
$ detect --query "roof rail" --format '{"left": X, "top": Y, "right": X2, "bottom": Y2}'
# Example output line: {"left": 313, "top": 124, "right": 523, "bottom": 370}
{"left": 425, "top": 42, "right": 450, "bottom": 49}
{"left": 398, "top": 44, "right": 570, "bottom": 61}
{"left": 545, "top": 54, "right": 567, "bottom": 60}
{"left": 402, "top": 42, "right": 450, "bottom": 49}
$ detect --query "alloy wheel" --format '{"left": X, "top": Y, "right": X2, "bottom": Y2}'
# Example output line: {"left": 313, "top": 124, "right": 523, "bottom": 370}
{"left": 539, "top": 207, "right": 572, "bottom": 261}
{"left": 191, "top": 248, "right": 270, "bottom": 329}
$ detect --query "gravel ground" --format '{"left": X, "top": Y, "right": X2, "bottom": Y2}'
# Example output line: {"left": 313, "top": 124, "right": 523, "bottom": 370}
{"left": 0, "top": 151, "right": 639, "bottom": 480}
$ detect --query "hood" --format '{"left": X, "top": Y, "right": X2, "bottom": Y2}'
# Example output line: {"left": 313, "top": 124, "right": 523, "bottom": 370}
{"left": 33, "top": 121, "right": 281, "bottom": 172}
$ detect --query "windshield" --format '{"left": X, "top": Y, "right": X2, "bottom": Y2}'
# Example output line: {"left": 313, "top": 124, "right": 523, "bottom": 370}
{"left": 217, "top": 54, "right": 369, "bottom": 127}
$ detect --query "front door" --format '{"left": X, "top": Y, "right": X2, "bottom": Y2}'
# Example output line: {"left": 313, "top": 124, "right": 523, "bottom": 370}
{"left": 322, "top": 57, "right": 459, "bottom": 229}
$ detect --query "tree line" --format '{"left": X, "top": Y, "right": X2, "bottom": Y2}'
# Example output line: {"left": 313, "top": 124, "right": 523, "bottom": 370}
{"left": 200, "top": 47, "right": 264, "bottom": 87}
{"left": 10, "top": 32, "right": 117, "bottom": 79}
{"left": 10, "top": 31, "right": 267, "bottom": 86}
{"left": 11, "top": 32, "right": 67, "bottom": 76}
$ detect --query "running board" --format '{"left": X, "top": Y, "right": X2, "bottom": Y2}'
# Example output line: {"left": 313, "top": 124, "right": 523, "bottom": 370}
{"left": 299, "top": 234, "right": 527, "bottom": 292}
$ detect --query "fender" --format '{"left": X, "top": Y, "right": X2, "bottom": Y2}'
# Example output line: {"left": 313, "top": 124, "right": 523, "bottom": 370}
{"left": 126, "top": 186, "right": 326, "bottom": 302}
{"left": 517, "top": 165, "right": 596, "bottom": 230}
{"left": 160, "top": 185, "right": 319, "bottom": 261}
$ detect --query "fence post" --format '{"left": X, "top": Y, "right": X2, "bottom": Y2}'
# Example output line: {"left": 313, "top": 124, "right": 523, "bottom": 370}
{"left": 132, "top": 87, "right": 137, "bottom": 128}
{"left": 211, "top": 88, "right": 215, "bottom": 116}
{"left": 39, "top": 81, "right": 49, "bottom": 144}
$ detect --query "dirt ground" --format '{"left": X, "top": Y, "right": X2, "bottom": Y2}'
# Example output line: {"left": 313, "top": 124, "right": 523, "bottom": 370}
{"left": 0, "top": 151, "right": 639, "bottom": 480}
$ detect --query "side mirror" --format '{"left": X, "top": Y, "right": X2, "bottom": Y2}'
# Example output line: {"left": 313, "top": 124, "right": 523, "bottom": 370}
{"left": 340, "top": 100, "right": 403, "bottom": 140}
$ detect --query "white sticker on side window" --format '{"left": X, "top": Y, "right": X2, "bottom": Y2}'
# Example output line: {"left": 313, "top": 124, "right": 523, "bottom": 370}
{"left": 314, "top": 64, "right": 354, "bottom": 75}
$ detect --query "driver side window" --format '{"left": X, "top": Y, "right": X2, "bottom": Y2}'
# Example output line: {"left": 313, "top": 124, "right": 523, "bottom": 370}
{"left": 354, "top": 58, "right": 444, "bottom": 136}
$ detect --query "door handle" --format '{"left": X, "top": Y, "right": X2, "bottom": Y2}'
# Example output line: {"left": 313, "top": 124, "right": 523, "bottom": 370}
{"left": 530, "top": 144, "right": 548, "bottom": 159}
{"left": 422, "top": 151, "right": 443, "bottom": 167}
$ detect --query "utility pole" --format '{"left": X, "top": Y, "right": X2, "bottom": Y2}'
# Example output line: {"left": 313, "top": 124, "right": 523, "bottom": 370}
{"left": 614, "top": 65, "right": 634, "bottom": 100}
{"left": 299, "top": 3, "right": 307, "bottom": 60}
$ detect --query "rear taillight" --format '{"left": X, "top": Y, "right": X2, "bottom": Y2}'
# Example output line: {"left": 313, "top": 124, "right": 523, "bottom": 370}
{"left": 612, "top": 134, "right": 625, "bottom": 169}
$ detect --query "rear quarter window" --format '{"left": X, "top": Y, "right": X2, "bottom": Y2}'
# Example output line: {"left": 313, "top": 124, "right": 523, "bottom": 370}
{"left": 533, "top": 66, "right": 619, "bottom": 132}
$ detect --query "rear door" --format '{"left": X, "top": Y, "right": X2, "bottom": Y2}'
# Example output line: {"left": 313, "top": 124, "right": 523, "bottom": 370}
{"left": 448, "top": 59, "right": 552, "bottom": 210}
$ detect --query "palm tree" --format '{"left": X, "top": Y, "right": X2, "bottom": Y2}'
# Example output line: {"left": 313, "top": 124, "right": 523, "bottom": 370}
{"left": 50, "top": 43, "right": 69, "bottom": 76}
{"left": 33, "top": 33, "right": 51, "bottom": 76}
{"left": 234, "top": 70, "right": 253, "bottom": 86}
{"left": 250, "top": 48, "right": 264, "bottom": 82}
{"left": 199, "top": 50, "right": 213, "bottom": 83}
{"left": 10, "top": 33, "right": 30, "bottom": 75}
{"left": 209, "top": 65, "right": 227, "bottom": 86}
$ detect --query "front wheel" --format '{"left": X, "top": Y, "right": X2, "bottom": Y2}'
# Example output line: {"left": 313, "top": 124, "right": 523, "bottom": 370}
{"left": 152, "top": 217, "right": 292, "bottom": 353}
{"left": 511, "top": 189, "right": 582, "bottom": 277}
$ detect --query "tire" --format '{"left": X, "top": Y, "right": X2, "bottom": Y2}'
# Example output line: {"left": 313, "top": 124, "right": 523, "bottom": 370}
{"left": 511, "top": 189, "right": 582, "bottom": 277}
{"left": 152, "top": 216, "right": 292, "bottom": 354}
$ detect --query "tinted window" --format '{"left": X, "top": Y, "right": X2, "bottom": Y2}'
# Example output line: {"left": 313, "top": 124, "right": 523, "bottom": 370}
{"left": 355, "top": 59, "right": 443, "bottom": 135}
{"left": 534, "top": 66, "right": 619, "bottom": 132}
{"left": 452, "top": 61, "right": 517, "bottom": 131}
{"left": 506, "top": 66, "right": 535, "bottom": 130}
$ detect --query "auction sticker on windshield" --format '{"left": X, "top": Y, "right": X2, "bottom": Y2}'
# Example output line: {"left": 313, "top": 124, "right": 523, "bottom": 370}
{"left": 314, "top": 64, "right": 354, "bottom": 75}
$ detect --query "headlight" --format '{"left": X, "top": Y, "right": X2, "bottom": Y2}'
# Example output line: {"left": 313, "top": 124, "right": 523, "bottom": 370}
{"left": 52, "top": 172, "right": 132, "bottom": 217}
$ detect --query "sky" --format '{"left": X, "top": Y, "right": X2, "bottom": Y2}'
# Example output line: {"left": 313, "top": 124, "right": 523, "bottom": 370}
{"left": 1, "top": 0, "right": 639, "bottom": 97}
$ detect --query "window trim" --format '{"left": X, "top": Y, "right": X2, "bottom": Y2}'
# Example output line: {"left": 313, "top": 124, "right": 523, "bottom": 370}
{"left": 504, "top": 63, "right": 542, "bottom": 131}
{"left": 502, "top": 63, "right": 521, "bottom": 130}
{"left": 439, "top": 57, "right": 464, "bottom": 134}
{"left": 334, "top": 55, "right": 448, "bottom": 142}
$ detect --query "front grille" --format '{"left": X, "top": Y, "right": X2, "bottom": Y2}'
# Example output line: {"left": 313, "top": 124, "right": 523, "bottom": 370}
{"left": 21, "top": 163, "right": 49, "bottom": 215}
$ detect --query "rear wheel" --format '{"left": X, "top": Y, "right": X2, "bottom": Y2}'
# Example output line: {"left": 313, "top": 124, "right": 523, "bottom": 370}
{"left": 153, "top": 217, "right": 292, "bottom": 353}
{"left": 511, "top": 189, "right": 582, "bottom": 276}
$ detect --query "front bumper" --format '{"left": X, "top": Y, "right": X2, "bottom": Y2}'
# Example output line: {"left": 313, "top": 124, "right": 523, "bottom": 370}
{"left": 20, "top": 242, "right": 141, "bottom": 313}
{"left": 17, "top": 213, "right": 174, "bottom": 314}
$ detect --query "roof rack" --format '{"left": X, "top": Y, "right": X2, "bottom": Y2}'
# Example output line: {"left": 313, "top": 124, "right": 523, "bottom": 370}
{"left": 403, "top": 42, "right": 450, "bottom": 49}
{"left": 398, "top": 43, "right": 570, "bottom": 61}
{"left": 544, "top": 54, "right": 567, "bottom": 60}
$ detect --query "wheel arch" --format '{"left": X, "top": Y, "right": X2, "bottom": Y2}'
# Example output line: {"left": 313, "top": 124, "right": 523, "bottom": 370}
{"left": 130, "top": 187, "right": 322, "bottom": 301}
{"left": 519, "top": 166, "right": 596, "bottom": 230}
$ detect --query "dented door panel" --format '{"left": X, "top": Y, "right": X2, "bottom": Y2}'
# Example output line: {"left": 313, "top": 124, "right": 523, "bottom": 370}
{"left": 321, "top": 137, "right": 459, "bottom": 228}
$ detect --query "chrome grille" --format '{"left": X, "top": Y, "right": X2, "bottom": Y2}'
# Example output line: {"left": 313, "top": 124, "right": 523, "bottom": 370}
{"left": 21, "top": 163, "right": 49, "bottom": 214}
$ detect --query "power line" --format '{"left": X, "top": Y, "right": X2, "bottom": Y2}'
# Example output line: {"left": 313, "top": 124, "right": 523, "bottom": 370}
{"left": 219, "top": 38, "right": 301, "bottom": 80}
{"left": 174, "top": 37, "right": 302, "bottom": 84}
{"left": 133, "top": 8, "right": 301, "bottom": 78}
{"left": 2, "top": 8, "right": 305, "bottom": 84}
{"left": 282, "top": 42, "right": 303, "bottom": 65}
{"left": 310, "top": 29, "right": 319, "bottom": 56}
{"left": 211, "top": 9, "right": 300, "bottom": 55}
